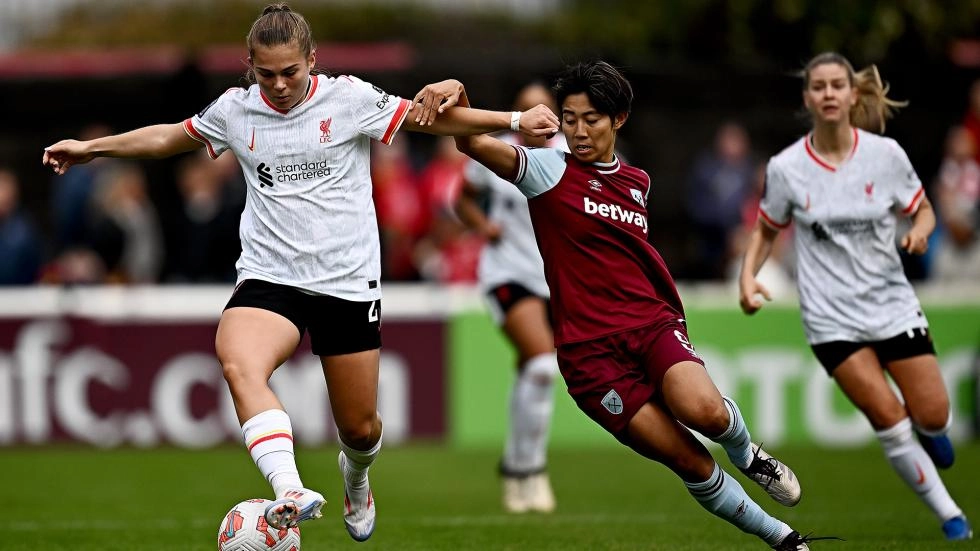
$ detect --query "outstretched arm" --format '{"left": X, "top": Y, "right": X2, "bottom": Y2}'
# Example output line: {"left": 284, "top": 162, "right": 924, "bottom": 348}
{"left": 738, "top": 219, "right": 780, "bottom": 315}
{"left": 401, "top": 79, "right": 558, "bottom": 139}
{"left": 43, "top": 123, "right": 201, "bottom": 175}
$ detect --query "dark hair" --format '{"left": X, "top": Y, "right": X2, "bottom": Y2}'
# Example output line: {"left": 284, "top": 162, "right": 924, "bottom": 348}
{"left": 245, "top": 3, "right": 317, "bottom": 83}
{"left": 553, "top": 61, "right": 633, "bottom": 119}
{"left": 802, "top": 52, "right": 907, "bottom": 134}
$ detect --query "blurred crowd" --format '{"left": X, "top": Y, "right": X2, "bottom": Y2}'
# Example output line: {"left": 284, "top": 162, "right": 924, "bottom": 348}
{"left": 2, "top": 80, "right": 979, "bottom": 287}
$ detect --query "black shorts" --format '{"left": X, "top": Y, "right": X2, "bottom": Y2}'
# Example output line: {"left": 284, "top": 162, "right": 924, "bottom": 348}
{"left": 225, "top": 279, "right": 381, "bottom": 356}
{"left": 486, "top": 282, "right": 552, "bottom": 326}
{"left": 811, "top": 327, "right": 936, "bottom": 375}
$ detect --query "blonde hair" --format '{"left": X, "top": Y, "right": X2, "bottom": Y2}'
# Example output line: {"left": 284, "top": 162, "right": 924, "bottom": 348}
{"left": 802, "top": 52, "right": 907, "bottom": 134}
{"left": 245, "top": 3, "right": 316, "bottom": 83}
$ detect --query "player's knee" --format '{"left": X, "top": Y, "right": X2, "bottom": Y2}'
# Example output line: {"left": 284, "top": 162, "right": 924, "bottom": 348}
{"left": 684, "top": 397, "right": 729, "bottom": 436}
{"left": 219, "top": 359, "right": 264, "bottom": 389}
{"left": 911, "top": 401, "right": 951, "bottom": 433}
{"left": 523, "top": 352, "right": 558, "bottom": 386}
{"left": 337, "top": 414, "right": 380, "bottom": 449}
{"left": 866, "top": 402, "right": 907, "bottom": 430}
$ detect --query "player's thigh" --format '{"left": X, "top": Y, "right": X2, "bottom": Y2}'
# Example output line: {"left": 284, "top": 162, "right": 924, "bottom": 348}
{"left": 659, "top": 360, "right": 726, "bottom": 436}
{"left": 500, "top": 295, "right": 554, "bottom": 363}
{"left": 831, "top": 347, "right": 906, "bottom": 429}
{"left": 216, "top": 306, "right": 301, "bottom": 380}
{"left": 321, "top": 349, "right": 380, "bottom": 428}
{"left": 625, "top": 401, "right": 715, "bottom": 482}
{"left": 886, "top": 355, "right": 949, "bottom": 429}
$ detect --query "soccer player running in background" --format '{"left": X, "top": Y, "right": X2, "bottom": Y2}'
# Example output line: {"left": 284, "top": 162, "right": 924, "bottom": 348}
{"left": 738, "top": 52, "right": 972, "bottom": 541}
{"left": 41, "top": 2, "right": 559, "bottom": 542}
{"left": 449, "top": 60, "right": 818, "bottom": 550}
{"left": 454, "top": 82, "right": 565, "bottom": 514}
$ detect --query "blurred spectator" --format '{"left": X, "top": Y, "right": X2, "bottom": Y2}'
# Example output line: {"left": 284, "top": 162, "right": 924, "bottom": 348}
{"left": 931, "top": 125, "right": 980, "bottom": 282}
{"left": 726, "top": 162, "right": 794, "bottom": 296}
{"left": 162, "top": 152, "right": 242, "bottom": 283}
{"left": 0, "top": 168, "right": 42, "bottom": 285}
{"left": 963, "top": 79, "right": 980, "bottom": 166}
{"left": 685, "top": 121, "right": 756, "bottom": 279}
{"left": 88, "top": 162, "right": 164, "bottom": 283}
{"left": 412, "top": 135, "right": 482, "bottom": 282}
{"left": 49, "top": 123, "right": 114, "bottom": 253}
{"left": 372, "top": 136, "right": 424, "bottom": 280}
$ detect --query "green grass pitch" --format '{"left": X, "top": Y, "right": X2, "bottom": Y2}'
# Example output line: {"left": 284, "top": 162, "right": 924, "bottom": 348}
{"left": 0, "top": 443, "right": 976, "bottom": 550}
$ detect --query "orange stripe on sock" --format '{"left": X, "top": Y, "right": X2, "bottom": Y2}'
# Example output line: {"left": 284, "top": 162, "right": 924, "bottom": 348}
{"left": 247, "top": 432, "right": 293, "bottom": 452}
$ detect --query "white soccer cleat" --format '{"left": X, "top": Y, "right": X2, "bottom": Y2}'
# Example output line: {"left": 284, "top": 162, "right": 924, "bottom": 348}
{"left": 339, "top": 451, "right": 376, "bottom": 542}
{"left": 264, "top": 487, "right": 325, "bottom": 529}
{"left": 502, "top": 476, "right": 529, "bottom": 513}
{"left": 739, "top": 444, "right": 801, "bottom": 507}
{"left": 525, "top": 472, "right": 556, "bottom": 513}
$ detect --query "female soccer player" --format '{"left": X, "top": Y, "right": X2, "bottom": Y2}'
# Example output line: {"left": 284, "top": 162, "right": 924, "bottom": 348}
{"left": 452, "top": 61, "right": 814, "bottom": 550}
{"left": 738, "top": 52, "right": 972, "bottom": 541}
{"left": 454, "top": 82, "right": 563, "bottom": 514}
{"left": 41, "top": 2, "right": 558, "bottom": 542}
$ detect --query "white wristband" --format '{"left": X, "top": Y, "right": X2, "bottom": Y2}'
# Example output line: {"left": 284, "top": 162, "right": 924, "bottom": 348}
{"left": 510, "top": 111, "right": 521, "bottom": 132}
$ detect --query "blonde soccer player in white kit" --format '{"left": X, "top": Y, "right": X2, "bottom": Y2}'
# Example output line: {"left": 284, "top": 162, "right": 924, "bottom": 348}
{"left": 455, "top": 82, "right": 566, "bottom": 514}
{"left": 739, "top": 52, "right": 972, "bottom": 541}
{"left": 42, "top": 2, "right": 559, "bottom": 542}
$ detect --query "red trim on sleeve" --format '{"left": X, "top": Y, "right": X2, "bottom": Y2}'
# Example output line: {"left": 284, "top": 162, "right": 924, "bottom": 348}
{"left": 902, "top": 187, "right": 925, "bottom": 215}
{"left": 758, "top": 208, "right": 791, "bottom": 230}
{"left": 182, "top": 119, "right": 217, "bottom": 159}
{"left": 380, "top": 98, "right": 410, "bottom": 145}
{"left": 247, "top": 432, "right": 293, "bottom": 452}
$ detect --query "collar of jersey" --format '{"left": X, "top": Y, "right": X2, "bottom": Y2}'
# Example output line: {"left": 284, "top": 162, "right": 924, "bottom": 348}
{"left": 804, "top": 127, "right": 859, "bottom": 172}
{"left": 260, "top": 75, "right": 318, "bottom": 115}
{"left": 593, "top": 155, "right": 621, "bottom": 175}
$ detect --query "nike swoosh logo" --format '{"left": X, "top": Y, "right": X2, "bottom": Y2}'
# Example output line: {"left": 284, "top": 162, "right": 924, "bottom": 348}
{"left": 914, "top": 462, "right": 926, "bottom": 485}
{"left": 248, "top": 128, "right": 256, "bottom": 151}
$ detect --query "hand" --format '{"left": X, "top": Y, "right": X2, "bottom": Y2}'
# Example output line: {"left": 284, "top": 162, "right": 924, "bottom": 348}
{"left": 517, "top": 104, "right": 560, "bottom": 138}
{"left": 412, "top": 79, "right": 465, "bottom": 126}
{"left": 738, "top": 277, "right": 771, "bottom": 315}
{"left": 900, "top": 229, "right": 929, "bottom": 255}
{"left": 42, "top": 140, "right": 94, "bottom": 175}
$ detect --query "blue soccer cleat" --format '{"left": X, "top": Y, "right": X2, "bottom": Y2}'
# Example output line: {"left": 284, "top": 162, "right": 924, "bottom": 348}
{"left": 942, "top": 515, "right": 973, "bottom": 541}
{"left": 917, "top": 431, "right": 955, "bottom": 469}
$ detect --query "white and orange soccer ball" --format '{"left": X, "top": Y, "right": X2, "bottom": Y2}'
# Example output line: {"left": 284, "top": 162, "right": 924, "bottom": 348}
{"left": 217, "top": 499, "right": 301, "bottom": 551}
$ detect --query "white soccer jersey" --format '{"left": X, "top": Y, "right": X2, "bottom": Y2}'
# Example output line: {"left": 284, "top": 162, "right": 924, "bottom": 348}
{"left": 184, "top": 74, "right": 410, "bottom": 301}
{"left": 761, "top": 128, "right": 927, "bottom": 344}
{"left": 464, "top": 134, "right": 564, "bottom": 298}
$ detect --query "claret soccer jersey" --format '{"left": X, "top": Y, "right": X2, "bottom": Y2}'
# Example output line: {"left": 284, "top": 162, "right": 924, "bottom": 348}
{"left": 760, "top": 128, "right": 928, "bottom": 344}
{"left": 512, "top": 147, "right": 684, "bottom": 345}
{"left": 184, "top": 74, "right": 410, "bottom": 301}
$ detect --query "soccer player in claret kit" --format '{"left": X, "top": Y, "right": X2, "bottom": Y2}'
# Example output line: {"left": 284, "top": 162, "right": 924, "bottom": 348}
{"left": 41, "top": 2, "right": 559, "bottom": 542}
{"left": 452, "top": 60, "right": 824, "bottom": 550}
{"left": 739, "top": 52, "right": 972, "bottom": 541}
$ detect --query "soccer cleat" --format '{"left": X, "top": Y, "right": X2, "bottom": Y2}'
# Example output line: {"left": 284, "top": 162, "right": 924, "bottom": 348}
{"left": 264, "top": 487, "right": 325, "bottom": 529}
{"left": 339, "top": 451, "right": 376, "bottom": 542}
{"left": 942, "top": 515, "right": 973, "bottom": 540}
{"left": 739, "top": 444, "right": 802, "bottom": 507}
{"left": 525, "top": 472, "right": 556, "bottom": 513}
{"left": 771, "top": 531, "right": 842, "bottom": 550}
{"left": 502, "top": 476, "right": 529, "bottom": 513}
{"left": 916, "top": 432, "right": 955, "bottom": 469}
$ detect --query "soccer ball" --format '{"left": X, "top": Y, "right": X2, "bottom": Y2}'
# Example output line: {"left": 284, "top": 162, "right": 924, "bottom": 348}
{"left": 217, "top": 499, "right": 301, "bottom": 551}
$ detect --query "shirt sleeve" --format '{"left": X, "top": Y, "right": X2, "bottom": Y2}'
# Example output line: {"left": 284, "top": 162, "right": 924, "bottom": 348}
{"left": 758, "top": 160, "right": 793, "bottom": 229}
{"left": 343, "top": 75, "right": 411, "bottom": 145}
{"left": 513, "top": 146, "right": 567, "bottom": 199}
{"left": 183, "top": 88, "right": 238, "bottom": 159}
{"left": 885, "top": 139, "right": 925, "bottom": 216}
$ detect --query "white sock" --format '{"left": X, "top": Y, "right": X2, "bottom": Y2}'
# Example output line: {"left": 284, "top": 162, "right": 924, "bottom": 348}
{"left": 709, "top": 396, "right": 754, "bottom": 470}
{"left": 503, "top": 352, "right": 558, "bottom": 473}
{"left": 241, "top": 409, "right": 303, "bottom": 499}
{"left": 876, "top": 417, "right": 962, "bottom": 521}
{"left": 340, "top": 425, "right": 383, "bottom": 492}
